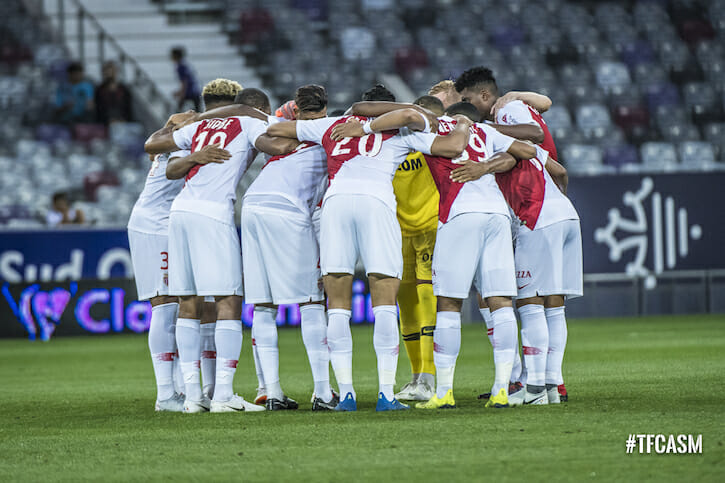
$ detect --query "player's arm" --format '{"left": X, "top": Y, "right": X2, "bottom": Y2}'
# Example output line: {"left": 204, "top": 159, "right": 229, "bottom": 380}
{"left": 266, "top": 121, "right": 300, "bottom": 139}
{"left": 350, "top": 101, "right": 438, "bottom": 127}
{"left": 330, "top": 108, "right": 430, "bottom": 141}
{"left": 545, "top": 157, "right": 568, "bottom": 194}
{"left": 166, "top": 145, "right": 232, "bottom": 179}
{"left": 450, "top": 152, "right": 517, "bottom": 183}
{"left": 429, "top": 115, "right": 473, "bottom": 158}
{"left": 144, "top": 126, "right": 180, "bottom": 154}
{"left": 182, "top": 104, "right": 269, "bottom": 125}
{"left": 489, "top": 123, "right": 545, "bottom": 145}
{"left": 254, "top": 134, "right": 300, "bottom": 156}
{"left": 491, "top": 91, "right": 552, "bottom": 118}
{"left": 507, "top": 140, "right": 537, "bottom": 161}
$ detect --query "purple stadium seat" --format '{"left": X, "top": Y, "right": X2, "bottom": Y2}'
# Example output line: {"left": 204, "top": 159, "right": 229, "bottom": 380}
{"left": 646, "top": 83, "right": 680, "bottom": 112}
{"left": 604, "top": 144, "right": 639, "bottom": 168}
{"left": 490, "top": 24, "right": 525, "bottom": 52}
{"left": 613, "top": 105, "right": 650, "bottom": 132}
{"left": 72, "top": 124, "right": 107, "bottom": 144}
{"left": 35, "top": 124, "right": 71, "bottom": 145}
{"left": 620, "top": 40, "right": 655, "bottom": 68}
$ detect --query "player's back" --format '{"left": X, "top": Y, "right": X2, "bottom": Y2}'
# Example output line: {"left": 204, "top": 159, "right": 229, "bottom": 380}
{"left": 424, "top": 117, "right": 510, "bottom": 223}
{"left": 296, "top": 115, "right": 427, "bottom": 211}
{"left": 171, "top": 115, "right": 268, "bottom": 224}
{"left": 244, "top": 141, "right": 328, "bottom": 215}
{"left": 128, "top": 151, "right": 186, "bottom": 234}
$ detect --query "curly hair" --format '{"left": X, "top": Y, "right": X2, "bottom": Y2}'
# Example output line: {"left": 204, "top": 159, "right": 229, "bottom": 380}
{"left": 362, "top": 84, "right": 396, "bottom": 102}
{"left": 453, "top": 67, "right": 498, "bottom": 95}
{"left": 202, "top": 78, "right": 243, "bottom": 105}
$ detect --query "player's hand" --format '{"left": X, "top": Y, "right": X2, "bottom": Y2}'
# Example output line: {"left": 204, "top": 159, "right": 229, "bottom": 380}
{"left": 449, "top": 159, "right": 490, "bottom": 183}
{"left": 330, "top": 118, "right": 365, "bottom": 141}
{"left": 188, "top": 143, "right": 231, "bottom": 164}
{"left": 165, "top": 110, "right": 197, "bottom": 128}
{"left": 451, "top": 114, "right": 474, "bottom": 128}
{"left": 490, "top": 92, "right": 520, "bottom": 119}
{"left": 275, "top": 100, "right": 297, "bottom": 120}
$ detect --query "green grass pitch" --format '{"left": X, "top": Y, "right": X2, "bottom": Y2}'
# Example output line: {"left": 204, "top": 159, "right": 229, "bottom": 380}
{"left": 1, "top": 314, "right": 723, "bottom": 482}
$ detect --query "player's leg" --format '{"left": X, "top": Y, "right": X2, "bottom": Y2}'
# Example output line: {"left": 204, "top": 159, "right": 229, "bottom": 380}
{"left": 357, "top": 197, "right": 408, "bottom": 411}
{"left": 516, "top": 296, "right": 548, "bottom": 405}
{"left": 251, "top": 326, "right": 266, "bottom": 404}
{"left": 479, "top": 214, "right": 519, "bottom": 408}
{"left": 128, "top": 228, "right": 182, "bottom": 410}
{"left": 176, "top": 295, "right": 205, "bottom": 411}
{"left": 417, "top": 214, "right": 480, "bottom": 409}
{"left": 396, "top": 235, "right": 423, "bottom": 398}
{"left": 544, "top": 294, "right": 566, "bottom": 403}
{"left": 320, "top": 196, "right": 358, "bottom": 410}
{"left": 413, "top": 229, "right": 437, "bottom": 395}
{"left": 200, "top": 298, "right": 217, "bottom": 400}
{"left": 300, "top": 301, "right": 335, "bottom": 409}
{"left": 544, "top": 218, "right": 583, "bottom": 403}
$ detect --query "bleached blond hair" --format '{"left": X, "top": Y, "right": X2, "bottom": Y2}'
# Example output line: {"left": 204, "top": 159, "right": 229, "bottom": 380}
{"left": 202, "top": 78, "right": 243, "bottom": 100}
{"left": 428, "top": 80, "right": 456, "bottom": 96}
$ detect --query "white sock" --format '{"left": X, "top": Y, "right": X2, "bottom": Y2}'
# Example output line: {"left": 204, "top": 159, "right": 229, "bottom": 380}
{"left": 172, "top": 353, "right": 184, "bottom": 395}
{"left": 251, "top": 324, "right": 265, "bottom": 390}
{"left": 545, "top": 306, "right": 568, "bottom": 386}
{"left": 372, "top": 305, "right": 399, "bottom": 400}
{"left": 518, "top": 304, "right": 548, "bottom": 389}
{"left": 200, "top": 322, "right": 216, "bottom": 398}
{"left": 300, "top": 304, "right": 332, "bottom": 402}
{"left": 327, "top": 308, "right": 354, "bottom": 399}
{"left": 433, "top": 311, "right": 461, "bottom": 399}
{"left": 490, "top": 307, "right": 517, "bottom": 396}
{"left": 480, "top": 307, "right": 493, "bottom": 344}
{"left": 213, "top": 319, "right": 242, "bottom": 402}
{"left": 176, "top": 318, "right": 201, "bottom": 402}
{"left": 253, "top": 307, "right": 282, "bottom": 401}
{"left": 148, "top": 302, "right": 178, "bottom": 401}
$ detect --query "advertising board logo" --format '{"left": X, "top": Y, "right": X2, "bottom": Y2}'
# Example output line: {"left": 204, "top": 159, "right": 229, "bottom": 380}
{"left": 594, "top": 177, "right": 702, "bottom": 288}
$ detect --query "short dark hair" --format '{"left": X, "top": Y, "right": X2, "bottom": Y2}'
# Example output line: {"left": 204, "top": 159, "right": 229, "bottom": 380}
{"left": 362, "top": 84, "right": 396, "bottom": 102}
{"left": 413, "top": 95, "right": 444, "bottom": 116}
{"left": 444, "top": 102, "right": 481, "bottom": 122}
{"left": 295, "top": 84, "right": 327, "bottom": 112}
{"left": 454, "top": 66, "right": 498, "bottom": 95}
{"left": 170, "top": 47, "right": 185, "bottom": 59}
{"left": 234, "top": 88, "right": 271, "bottom": 113}
{"left": 52, "top": 192, "right": 68, "bottom": 203}
{"left": 67, "top": 62, "right": 84, "bottom": 74}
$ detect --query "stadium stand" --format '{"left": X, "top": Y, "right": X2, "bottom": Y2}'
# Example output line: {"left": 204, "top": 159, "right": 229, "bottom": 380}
{"left": 1, "top": 0, "right": 724, "bottom": 228}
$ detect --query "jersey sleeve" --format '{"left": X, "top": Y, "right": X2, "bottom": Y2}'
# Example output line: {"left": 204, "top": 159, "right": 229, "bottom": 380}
{"left": 481, "top": 123, "right": 516, "bottom": 154}
{"left": 399, "top": 129, "right": 438, "bottom": 155}
{"left": 171, "top": 121, "right": 201, "bottom": 150}
{"left": 169, "top": 149, "right": 190, "bottom": 159}
{"left": 496, "top": 100, "right": 538, "bottom": 126}
{"left": 535, "top": 145, "right": 550, "bottom": 166}
{"left": 296, "top": 117, "right": 336, "bottom": 144}
{"left": 243, "top": 117, "right": 270, "bottom": 146}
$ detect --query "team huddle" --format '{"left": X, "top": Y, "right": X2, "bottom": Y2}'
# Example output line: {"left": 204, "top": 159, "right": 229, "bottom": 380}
{"left": 129, "top": 66, "right": 582, "bottom": 413}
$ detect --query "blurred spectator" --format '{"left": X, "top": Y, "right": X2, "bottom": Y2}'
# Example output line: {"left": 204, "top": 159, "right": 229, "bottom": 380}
{"left": 54, "top": 62, "right": 95, "bottom": 124}
{"left": 95, "top": 61, "right": 132, "bottom": 125}
{"left": 340, "top": 26, "right": 376, "bottom": 61}
{"left": 46, "top": 192, "right": 85, "bottom": 227}
{"left": 170, "top": 46, "right": 201, "bottom": 111}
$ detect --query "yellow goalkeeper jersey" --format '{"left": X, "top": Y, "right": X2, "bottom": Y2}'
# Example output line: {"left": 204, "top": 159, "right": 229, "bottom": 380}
{"left": 393, "top": 151, "right": 439, "bottom": 236}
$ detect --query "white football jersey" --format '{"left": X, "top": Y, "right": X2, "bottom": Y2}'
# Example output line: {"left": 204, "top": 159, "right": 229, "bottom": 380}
{"left": 127, "top": 150, "right": 187, "bottom": 234}
{"left": 171, "top": 116, "right": 268, "bottom": 225}
{"left": 243, "top": 141, "right": 328, "bottom": 215}
{"left": 295, "top": 116, "right": 434, "bottom": 211}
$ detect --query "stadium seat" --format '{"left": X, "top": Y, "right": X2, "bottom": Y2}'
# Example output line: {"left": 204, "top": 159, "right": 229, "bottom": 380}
{"left": 678, "top": 141, "right": 717, "bottom": 171}
{"left": 561, "top": 144, "right": 606, "bottom": 175}
{"left": 575, "top": 103, "right": 611, "bottom": 137}
{"left": 640, "top": 142, "right": 679, "bottom": 171}
{"left": 73, "top": 124, "right": 107, "bottom": 144}
{"left": 683, "top": 82, "right": 722, "bottom": 125}
{"left": 542, "top": 106, "right": 572, "bottom": 131}
{"left": 595, "top": 61, "right": 631, "bottom": 93}
{"left": 604, "top": 144, "right": 639, "bottom": 169}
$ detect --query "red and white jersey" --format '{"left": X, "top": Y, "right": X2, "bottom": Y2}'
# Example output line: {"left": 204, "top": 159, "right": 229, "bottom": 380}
{"left": 243, "top": 141, "right": 328, "bottom": 215}
{"left": 495, "top": 101, "right": 577, "bottom": 229}
{"left": 170, "top": 116, "right": 268, "bottom": 225}
{"left": 424, "top": 117, "right": 514, "bottom": 224}
{"left": 127, "top": 150, "right": 188, "bottom": 235}
{"left": 295, "top": 116, "right": 434, "bottom": 211}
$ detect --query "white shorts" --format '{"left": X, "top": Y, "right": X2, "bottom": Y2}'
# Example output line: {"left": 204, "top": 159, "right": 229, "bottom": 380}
{"left": 167, "top": 211, "right": 243, "bottom": 297}
{"left": 241, "top": 205, "right": 323, "bottom": 304}
{"left": 128, "top": 229, "right": 169, "bottom": 301}
{"left": 320, "top": 194, "right": 403, "bottom": 277}
{"left": 432, "top": 212, "right": 517, "bottom": 299}
{"left": 515, "top": 219, "right": 583, "bottom": 299}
